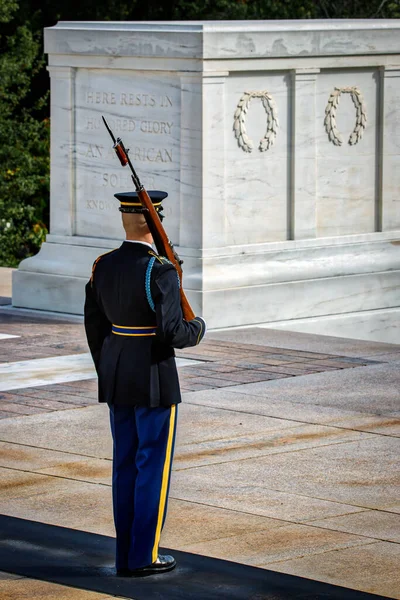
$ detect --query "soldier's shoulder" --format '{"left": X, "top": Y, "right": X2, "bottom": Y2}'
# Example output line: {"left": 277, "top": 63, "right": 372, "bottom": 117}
{"left": 90, "top": 247, "right": 119, "bottom": 282}
{"left": 147, "top": 251, "right": 180, "bottom": 294}
{"left": 147, "top": 250, "right": 175, "bottom": 270}
{"left": 146, "top": 251, "right": 179, "bottom": 288}
{"left": 93, "top": 247, "right": 120, "bottom": 267}
{"left": 147, "top": 249, "right": 171, "bottom": 264}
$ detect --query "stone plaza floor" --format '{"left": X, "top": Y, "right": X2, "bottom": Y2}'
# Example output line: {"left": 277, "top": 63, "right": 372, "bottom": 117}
{"left": 0, "top": 271, "right": 399, "bottom": 599}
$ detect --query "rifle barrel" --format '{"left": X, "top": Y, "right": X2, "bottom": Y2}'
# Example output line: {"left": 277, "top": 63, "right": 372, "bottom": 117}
{"left": 102, "top": 116, "right": 116, "bottom": 144}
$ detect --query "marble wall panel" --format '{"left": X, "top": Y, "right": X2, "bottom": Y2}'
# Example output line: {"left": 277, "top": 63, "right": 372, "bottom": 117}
{"left": 48, "top": 67, "right": 75, "bottom": 237}
{"left": 316, "top": 69, "right": 378, "bottom": 237}
{"left": 382, "top": 67, "right": 400, "bottom": 232}
{"left": 224, "top": 72, "right": 290, "bottom": 245}
{"left": 74, "top": 69, "right": 181, "bottom": 243}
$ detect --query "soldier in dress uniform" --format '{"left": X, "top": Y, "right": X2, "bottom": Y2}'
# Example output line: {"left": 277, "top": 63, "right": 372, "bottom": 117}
{"left": 84, "top": 190, "right": 206, "bottom": 577}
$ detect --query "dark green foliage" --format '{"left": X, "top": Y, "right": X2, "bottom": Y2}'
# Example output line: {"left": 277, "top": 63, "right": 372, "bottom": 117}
{"left": 16, "top": 0, "right": 400, "bottom": 22}
{"left": 0, "top": 0, "right": 18, "bottom": 23}
{"left": 316, "top": 0, "right": 400, "bottom": 18}
{"left": 0, "top": 0, "right": 49, "bottom": 267}
{"left": 169, "top": 0, "right": 316, "bottom": 20}
{"left": 0, "top": 203, "right": 47, "bottom": 267}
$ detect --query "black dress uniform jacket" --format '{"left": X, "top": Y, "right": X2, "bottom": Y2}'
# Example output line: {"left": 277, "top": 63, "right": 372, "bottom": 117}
{"left": 84, "top": 241, "right": 205, "bottom": 407}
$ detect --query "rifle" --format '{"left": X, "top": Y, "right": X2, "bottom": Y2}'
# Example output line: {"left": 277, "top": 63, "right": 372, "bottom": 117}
{"left": 102, "top": 116, "right": 195, "bottom": 321}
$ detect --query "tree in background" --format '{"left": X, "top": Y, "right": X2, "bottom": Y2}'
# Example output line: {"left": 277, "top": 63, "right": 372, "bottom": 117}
{"left": 171, "top": 0, "right": 400, "bottom": 19}
{"left": 316, "top": 0, "right": 399, "bottom": 18}
{"left": 0, "top": 0, "right": 48, "bottom": 267}
{"left": 17, "top": 0, "right": 400, "bottom": 22}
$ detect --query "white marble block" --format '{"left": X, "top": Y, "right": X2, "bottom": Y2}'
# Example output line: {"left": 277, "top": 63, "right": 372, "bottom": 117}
{"left": 13, "top": 21, "right": 400, "bottom": 338}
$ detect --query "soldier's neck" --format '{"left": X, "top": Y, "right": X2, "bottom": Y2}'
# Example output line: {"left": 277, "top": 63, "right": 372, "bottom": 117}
{"left": 125, "top": 233, "right": 153, "bottom": 245}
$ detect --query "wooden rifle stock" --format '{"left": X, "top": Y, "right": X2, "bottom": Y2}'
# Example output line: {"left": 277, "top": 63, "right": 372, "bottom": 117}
{"left": 136, "top": 188, "right": 195, "bottom": 321}
{"left": 101, "top": 116, "right": 195, "bottom": 321}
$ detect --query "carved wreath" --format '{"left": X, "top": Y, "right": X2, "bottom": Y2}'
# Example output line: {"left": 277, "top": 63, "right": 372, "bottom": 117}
{"left": 324, "top": 87, "right": 367, "bottom": 146}
{"left": 233, "top": 91, "right": 279, "bottom": 153}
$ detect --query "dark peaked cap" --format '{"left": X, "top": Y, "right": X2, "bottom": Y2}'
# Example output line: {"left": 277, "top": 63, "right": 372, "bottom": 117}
{"left": 114, "top": 190, "right": 168, "bottom": 212}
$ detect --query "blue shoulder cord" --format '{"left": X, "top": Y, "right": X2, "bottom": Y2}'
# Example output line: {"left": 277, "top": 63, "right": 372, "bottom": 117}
{"left": 145, "top": 256, "right": 181, "bottom": 313}
{"left": 145, "top": 256, "right": 157, "bottom": 312}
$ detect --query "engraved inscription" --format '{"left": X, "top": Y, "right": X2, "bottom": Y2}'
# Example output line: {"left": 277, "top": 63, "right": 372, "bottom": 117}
{"left": 86, "top": 198, "right": 117, "bottom": 212}
{"left": 102, "top": 173, "right": 156, "bottom": 189}
{"left": 78, "top": 82, "right": 178, "bottom": 224}
{"left": 82, "top": 143, "right": 173, "bottom": 163}
{"left": 86, "top": 91, "right": 117, "bottom": 104}
{"left": 86, "top": 117, "right": 136, "bottom": 132}
{"left": 86, "top": 91, "right": 173, "bottom": 108}
{"left": 85, "top": 117, "right": 173, "bottom": 135}
{"left": 84, "top": 144, "right": 111, "bottom": 159}
{"left": 132, "top": 147, "right": 173, "bottom": 163}
{"left": 140, "top": 121, "right": 172, "bottom": 135}
{"left": 84, "top": 173, "right": 157, "bottom": 212}
{"left": 84, "top": 198, "right": 171, "bottom": 216}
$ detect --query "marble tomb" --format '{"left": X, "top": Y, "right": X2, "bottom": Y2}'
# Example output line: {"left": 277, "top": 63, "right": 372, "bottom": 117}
{"left": 12, "top": 21, "right": 400, "bottom": 341}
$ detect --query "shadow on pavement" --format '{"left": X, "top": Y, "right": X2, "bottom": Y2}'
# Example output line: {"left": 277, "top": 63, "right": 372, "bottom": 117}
{"left": 0, "top": 515, "right": 390, "bottom": 600}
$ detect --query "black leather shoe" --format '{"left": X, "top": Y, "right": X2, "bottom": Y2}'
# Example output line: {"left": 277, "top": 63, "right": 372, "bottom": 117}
{"left": 117, "top": 555, "right": 176, "bottom": 578}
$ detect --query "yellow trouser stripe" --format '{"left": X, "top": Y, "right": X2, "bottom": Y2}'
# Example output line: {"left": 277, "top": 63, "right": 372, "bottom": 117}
{"left": 152, "top": 405, "right": 176, "bottom": 563}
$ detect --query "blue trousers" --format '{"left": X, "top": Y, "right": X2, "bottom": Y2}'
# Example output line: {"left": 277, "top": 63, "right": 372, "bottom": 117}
{"left": 108, "top": 403, "right": 178, "bottom": 570}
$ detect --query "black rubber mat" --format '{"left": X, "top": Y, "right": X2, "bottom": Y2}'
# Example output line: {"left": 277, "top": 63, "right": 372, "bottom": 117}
{"left": 0, "top": 515, "right": 391, "bottom": 600}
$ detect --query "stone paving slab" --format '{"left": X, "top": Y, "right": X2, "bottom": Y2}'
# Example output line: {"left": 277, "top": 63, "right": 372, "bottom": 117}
{"left": 0, "top": 467, "right": 69, "bottom": 501}
{"left": 171, "top": 472, "right": 366, "bottom": 522}
{"left": 0, "top": 441, "right": 105, "bottom": 472}
{"left": 306, "top": 510, "right": 400, "bottom": 543}
{"left": 0, "top": 394, "right": 87, "bottom": 412}
{"left": 326, "top": 415, "right": 400, "bottom": 436}
{"left": 174, "top": 422, "right": 371, "bottom": 470}
{"left": 7, "top": 385, "right": 98, "bottom": 401}
{"left": 0, "top": 354, "right": 95, "bottom": 392}
{"left": 0, "top": 473, "right": 113, "bottom": 535}
{"left": 0, "top": 574, "right": 123, "bottom": 600}
{"left": 161, "top": 499, "right": 285, "bottom": 548}
{"left": 36, "top": 458, "right": 112, "bottom": 486}
{"left": 184, "top": 389, "right": 395, "bottom": 429}
{"left": 178, "top": 522, "right": 375, "bottom": 568}
{"left": 265, "top": 541, "right": 400, "bottom": 599}
{"left": 175, "top": 402, "right": 299, "bottom": 444}
{"left": 359, "top": 351, "right": 400, "bottom": 363}
{"left": 172, "top": 435, "right": 399, "bottom": 515}
{"left": 211, "top": 327, "right": 400, "bottom": 357}
{"left": 223, "top": 362, "right": 400, "bottom": 415}
{"left": 0, "top": 406, "right": 112, "bottom": 458}
{"left": 0, "top": 410, "right": 29, "bottom": 419}
{"left": 0, "top": 402, "right": 52, "bottom": 416}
